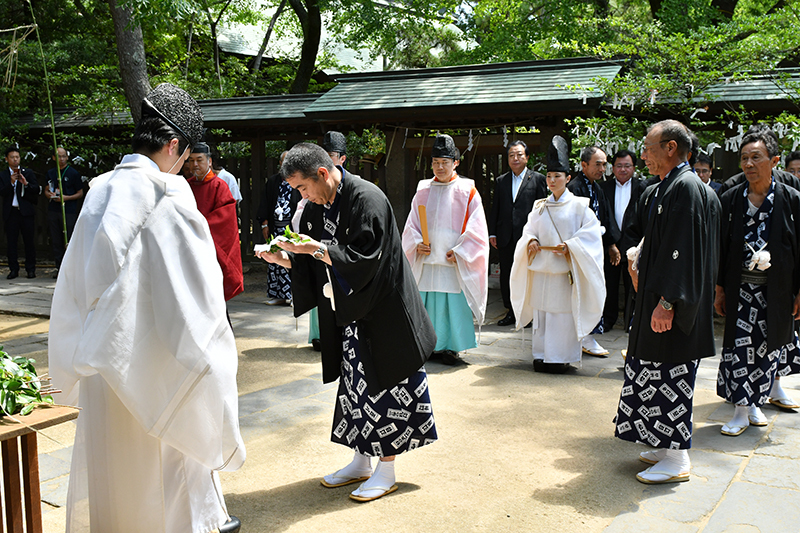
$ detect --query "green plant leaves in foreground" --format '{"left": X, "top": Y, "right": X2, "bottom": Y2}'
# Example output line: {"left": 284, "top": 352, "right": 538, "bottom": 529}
{"left": 0, "top": 346, "right": 53, "bottom": 417}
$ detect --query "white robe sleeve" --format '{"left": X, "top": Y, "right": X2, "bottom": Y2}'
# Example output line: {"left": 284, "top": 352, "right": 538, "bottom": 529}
{"left": 452, "top": 190, "right": 490, "bottom": 325}
{"left": 565, "top": 206, "right": 606, "bottom": 338}
{"left": 51, "top": 193, "right": 245, "bottom": 473}
{"left": 401, "top": 190, "right": 425, "bottom": 285}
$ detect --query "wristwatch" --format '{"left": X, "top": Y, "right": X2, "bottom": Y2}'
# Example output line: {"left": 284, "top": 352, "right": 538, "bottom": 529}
{"left": 312, "top": 245, "right": 326, "bottom": 260}
{"left": 659, "top": 298, "right": 674, "bottom": 311}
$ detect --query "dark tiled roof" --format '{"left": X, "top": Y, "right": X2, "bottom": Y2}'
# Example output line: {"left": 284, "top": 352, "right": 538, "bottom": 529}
{"left": 303, "top": 57, "right": 623, "bottom": 122}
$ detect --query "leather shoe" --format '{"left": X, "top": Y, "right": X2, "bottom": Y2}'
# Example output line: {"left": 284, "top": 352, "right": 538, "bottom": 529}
{"left": 533, "top": 360, "right": 571, "bottom": 374}
{"left": 26, "top": 272, "right": 36, "bottom": 279}
{"left": 311, "top": 338, "right": 321, "bottom": 352}
{"left": 440, "top": 350, "right": 465, "bottom": 366}
{"left": 219, "top": 516, "right": 241, "bottom": 533}
{"left": 497, "top": 313, "right": 515, "bottom": 327}
{"left": 7, "top": 271, "right": 18, "bottom": 280}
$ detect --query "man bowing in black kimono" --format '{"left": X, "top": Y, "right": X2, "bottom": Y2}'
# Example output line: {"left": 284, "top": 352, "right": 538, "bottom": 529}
{"left": 488, "top": 140, "right": 547, "bottom": 326}
{"left": 614, "top": 119, "right": 720, "bottom": 484}
{"left": 256, "top": 143, "right": 438, "bottom": 502}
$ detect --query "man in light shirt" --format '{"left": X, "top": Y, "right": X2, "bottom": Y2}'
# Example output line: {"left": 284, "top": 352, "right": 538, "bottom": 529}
{"left": 601, "top": 149, "right": 645, "bottom": 332}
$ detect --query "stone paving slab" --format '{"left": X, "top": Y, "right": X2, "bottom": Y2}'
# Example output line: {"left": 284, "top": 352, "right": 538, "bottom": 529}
{"left": 692, "top": 421, "right": 769, "bottom": 457}
{"left": 754, "top": 425, "right": 800, "bottom": 459}
{"left": 604, "top": 513, "right": 700, "bottom": 533}
{"left": 40, "top": 475, "right": 69, "bottom": 510}
{"left": 741, "top": 454, "right": 800, "bottom": 491}
{"left": 701, "top": 481, "right": 800, "bottom": 533}
{"left": 630, "top": 450, "right": 742, "bottom": 524}
{"left": 238, "top": 378, "right": 338, "bottom": 417}
{"left": 38, "top": 452, "right": 71, "bottom": 482}
{"left": 239, "top": 397, "right": 333, "bottom": 440}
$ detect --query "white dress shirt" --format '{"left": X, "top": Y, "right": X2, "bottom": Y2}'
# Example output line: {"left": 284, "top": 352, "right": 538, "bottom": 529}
{"left": 614, "top": 178, "right": 632, "bottom": 232}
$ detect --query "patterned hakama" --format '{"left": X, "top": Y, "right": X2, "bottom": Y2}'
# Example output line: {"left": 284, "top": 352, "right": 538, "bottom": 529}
{"left": 267, "top": 180, "right": 293, "bottom": 300}
{"left": 777, "top": 335, "right": 800, "bottom": 377}
{"left": 717, "top": 283, "right": 779, "bottom": 406}
{"left": 322, "top": 184, "right": 437, "bottom": 457}
{"left": 615, "top": 357, "right": 699, "bottom": 449}
{"left": 331, "top": 323, "right": 437, "bottom": 457}
{"left": 717, "top": 184, "right": 785, "bottom": 406}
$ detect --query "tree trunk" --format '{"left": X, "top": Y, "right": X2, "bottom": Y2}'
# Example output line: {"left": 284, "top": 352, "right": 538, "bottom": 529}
{"left": 251, "top": 0, "right": 287, "bottom": 73}
{"left": 107, "top": 0, "right": 150, "bottom": 124}
{"left": 593, "top": 0, "right": 609, "bottom": 18}
{"left": 288, "top": 0, "right": 321, "bottom": 94}
{"left": 710, "top": 0, "right": 738, "bottom": 18}
{"left": 648, "top": 0, "right": 663, "bottom": 18}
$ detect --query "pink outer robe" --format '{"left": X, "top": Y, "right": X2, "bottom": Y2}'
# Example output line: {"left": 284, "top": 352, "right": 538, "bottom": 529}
{"left": 402, "top": 175, "right": 490, "bottom": 325}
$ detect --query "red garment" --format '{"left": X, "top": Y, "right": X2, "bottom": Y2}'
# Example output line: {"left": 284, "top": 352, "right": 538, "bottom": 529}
{"left": 187, "top": 172, "right": 244, "bottom": 300}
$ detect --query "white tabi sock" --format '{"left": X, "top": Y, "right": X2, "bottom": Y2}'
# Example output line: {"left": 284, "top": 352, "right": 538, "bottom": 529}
{"left": 638, "top": 449, "right": 690, "bottom": 482}
{"left": 747, "top": 404, "right": 768, "bottom": 425}
{"left": 323, "top": 451, "right": 373, "bottom": 485}
{"left": 639, "top": 448, "right": 667, "bottom": 464}
{"left": 727, "top": 404, "right": 750, "bottom": 429}
{"left": 354, "top": 459, "right": 396, "bottom": 495}
{"left": 770, "top": 378, "right": 788, "bottom": 400}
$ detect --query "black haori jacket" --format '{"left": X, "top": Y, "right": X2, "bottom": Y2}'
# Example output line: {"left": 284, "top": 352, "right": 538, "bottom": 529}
{"left": 718, "top": 179, "right": 800, "bottom": 353}
{"left": 628, "top": 165, "right": 721, "bottom": 363}
{"left": 290, "top": 171, "right": 437, "bottom": 395}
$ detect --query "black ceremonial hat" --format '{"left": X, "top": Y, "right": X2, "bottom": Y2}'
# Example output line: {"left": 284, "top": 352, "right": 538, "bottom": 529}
{"left": 192, "top": 142, "right": 212, "bottom": 154}
{"left": 547, "top": 135, "right": 571, "bottom": 173}
{"left": 322, "top": 131, "right": 347, "bottom": 155}
{"left": 141, "top": 83, "right": 204, "bottom": 147}
{"left": 431, "top": 134, "right": 457, "bottom": 159}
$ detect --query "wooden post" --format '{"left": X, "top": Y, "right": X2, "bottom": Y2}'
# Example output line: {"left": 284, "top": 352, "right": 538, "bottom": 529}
{"left": 2, "top": 438, "right": 23, "bottom": 532}
{"left": 21, "top": 433, "right": 42, "bottom": 533}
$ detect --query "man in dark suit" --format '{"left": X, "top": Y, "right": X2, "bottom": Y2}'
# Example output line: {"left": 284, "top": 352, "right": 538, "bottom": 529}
{"left": 601, "top": 149, "right": 645, "bottom": 332}
{"left": 0, "top": 145, "right": 40, "bottom": 279}
{"left": 488, "top": 141, "right": 547, "bottom": 326}
{"left": 567, "top": 145, "right": 619, "bottom": 355}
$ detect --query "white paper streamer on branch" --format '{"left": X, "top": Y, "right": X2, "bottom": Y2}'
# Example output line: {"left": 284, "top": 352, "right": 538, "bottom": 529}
{"left": 690, "top": 108, "right": 707, "bottom": 119}
{"left": 649, "top": 89, "right": 658, "bottom": 105}
{"left": 502, "top": 126, "right": 508, "bottom": 147}
{"left": 467, "top": 129, "right": 474, "bottom": 152}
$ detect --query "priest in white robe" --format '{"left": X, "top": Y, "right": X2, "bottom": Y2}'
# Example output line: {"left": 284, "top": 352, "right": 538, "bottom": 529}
{"left": 48, "top": 84, "right": 245, "bottom": 533}
{"left": 510, "top": 135, "right": 605, "bottom": 373}
{"left": 402, "top": 135, "right": 489, "bottom": 365}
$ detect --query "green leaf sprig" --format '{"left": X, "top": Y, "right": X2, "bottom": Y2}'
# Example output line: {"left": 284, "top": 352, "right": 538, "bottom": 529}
{"left": 0, "top": 346, "right": 54, "bottom": 417}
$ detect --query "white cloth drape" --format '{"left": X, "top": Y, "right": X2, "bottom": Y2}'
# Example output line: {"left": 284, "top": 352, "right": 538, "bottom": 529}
{"left": 509, "top": 190, "right": 606, "bottom": 339}
{"left": 49, "top": 154, "right": 245, "bottom": 533}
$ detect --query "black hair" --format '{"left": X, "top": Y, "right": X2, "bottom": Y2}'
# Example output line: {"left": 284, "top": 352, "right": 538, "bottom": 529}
{"left": 5, "top": 146, "right": 20, "bottom": 157}
{"left": 281, "top": 143, "right": 334, "bottom": 181}
{"left": 741, "top": 125, "right": 780, "bottom": 158}
{"left": 507, "top": 140, "right": 529, "bottom": 157}
{"left": 611, "top": 149, "right": 636, "bottom": 166}
{"left": 786, "top": 151, "right": 800, "bottom": 165}
{"left": 580, "top": 146, "right": 603, "bottom": 163}
{"left": 695, "top": 153, "right": 713, "bottom": 167}
{"left": 132, "top": 116, "right": 190, "bottom": 156}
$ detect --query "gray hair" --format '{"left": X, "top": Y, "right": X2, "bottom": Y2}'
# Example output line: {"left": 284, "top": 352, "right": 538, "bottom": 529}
{"left": 280, "top": 143, "right": 334, "bottom": 181}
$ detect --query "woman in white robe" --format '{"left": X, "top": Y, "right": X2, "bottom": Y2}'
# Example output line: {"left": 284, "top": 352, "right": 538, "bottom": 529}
{"left": 509, "top": 136, "right": 605, "bottom": 372}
